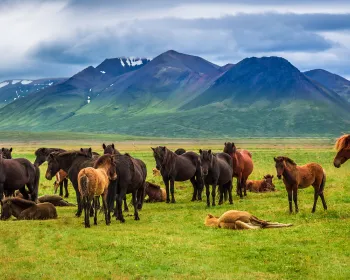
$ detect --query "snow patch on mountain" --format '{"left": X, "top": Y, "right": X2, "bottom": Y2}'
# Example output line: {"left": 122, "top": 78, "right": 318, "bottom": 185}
{"left": 0, "top": 82, "right": 9, "bottom": 88}
{"left": 21, "top": 80, "right": 32, "bottom": 85}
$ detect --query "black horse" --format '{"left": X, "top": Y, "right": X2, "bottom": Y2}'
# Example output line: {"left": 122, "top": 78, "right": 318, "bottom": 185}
{"left": 0, "top": 148, "right": 13, "bottom": 159}
{"left": 102, "top": 144, "right": 146, "bottom": 211}
{"left": 199, "top": 149, "right": 233, "bottom": 207}
{"left": 107, "top": 153, "right": 147, "bottom": 223}
{"left": 151, "top": 146, "right": 203, "bottom": 203}
{"left": 34, "top": 147, "right": 70, "bottom": 197}
{"left": 174, "top": 148, "right": 186, "bottom": 155}
{"left": 0, "top": 155, "right": 40, "bottom": 202}
{"left": 45, "top": 150, "right": 95, "bottom": 217}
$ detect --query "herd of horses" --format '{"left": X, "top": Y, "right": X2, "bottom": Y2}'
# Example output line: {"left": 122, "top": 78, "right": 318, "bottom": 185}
{"left": 0, "top": 134, "right": 349, "bottom": 229}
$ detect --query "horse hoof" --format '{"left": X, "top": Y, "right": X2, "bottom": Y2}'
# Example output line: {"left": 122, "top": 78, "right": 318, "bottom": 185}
{"left": 207, "top": 204, "right": 210, "bottom": 207}
{"left": 212, "top": 204, "right": 216, "bottom": 207}
{"left": 171, "top": 200, "right": 176, "bottom": 203}
{"left": 166, "top": 200, "right": 170, "bottom": 203}
{"left": 135, "top": 216, "right": 140, "bottom": 221}
{"left": 75, "top": 213, "right": 82, "bottom": 217}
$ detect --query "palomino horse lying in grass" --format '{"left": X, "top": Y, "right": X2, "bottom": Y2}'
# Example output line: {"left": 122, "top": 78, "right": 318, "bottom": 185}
{"left": 1, "top": 197, "right": 57, "bottom": 220}
{"left": 205, "top": 210, "right": 292, "bottom": 230}
{"left": 78, "top": 154, "right": 117, "bottom": 228}
{"left": 274, "top": 156, "right": 327, "bottom": 213}
{"left": 334, "top": 134, "right": 350, "bottom": 168}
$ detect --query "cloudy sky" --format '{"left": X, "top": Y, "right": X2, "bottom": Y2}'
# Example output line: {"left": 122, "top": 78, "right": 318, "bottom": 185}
{"left": 1, "top": 0, "right": 350, "bottom": 80}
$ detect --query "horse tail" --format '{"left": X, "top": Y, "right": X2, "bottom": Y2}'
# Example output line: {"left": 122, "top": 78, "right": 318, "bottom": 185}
{"left": 33, "top": 165, "right": 40, "bottom": 202}
{"left": 319, "top": 169, "right": 326, "bottom": 195}
{"left": 79, "top": 172, "right": 89, "bottom": 198}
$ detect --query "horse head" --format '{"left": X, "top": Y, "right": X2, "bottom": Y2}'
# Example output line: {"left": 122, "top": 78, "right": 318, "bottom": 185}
{"left": 0, "top": 147, "right": 13, "bottom": 159}
{"left": 199, "top": 149, "right": 213, "bottom": 176}
{"left": 274, "top": 157, "right": 286, "bottom": 179}
{"left": 151, "top": 146, "right": 167, "bottom": 170}
{"left": 45, "top": 153, "right": 61, "bottom": 180}
{"left": 0, "top": 199, "right": 12, "bottom": 220}
{"left": 263, "top": 174, "right": 275, "bottom": 190}
{"left": 223, "top": 142, "right": 237, "bottom": 155}
{"left": 334, "top": 134, "right": 350, "bottom": 168}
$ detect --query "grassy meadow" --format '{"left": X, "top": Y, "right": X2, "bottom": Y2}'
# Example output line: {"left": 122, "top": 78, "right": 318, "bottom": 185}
{"left": 0, "top": 136, "right": 349, "bottom": 279}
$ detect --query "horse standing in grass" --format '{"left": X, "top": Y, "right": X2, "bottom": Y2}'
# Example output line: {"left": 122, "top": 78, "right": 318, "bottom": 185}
{"left": 152, "top": 146, "right": 203, "bottom": 203}
{"left": 107, "top": 153, "right": 147, "bottom": 223}
{"left": 103, "top": 143, "right": 147, "bottom": 211}
{"left": 0, "top": 148, "right": 13, "bottom": 159}
{"left": 223, "top": 142, "right": 253, "bottom": 198}
{"left": 78, "top": 154, "right": 117, "bottom": 228}
{"left": 0, "top": 155, "right": 40, "bottom": 201}
{"left": 199, "top": 149, "right": 233, "bottom": 207}
{"left": 274, "top": 156, "right": 327, "bottom": 213}
{"left": 45, "top": 150, "right": 96, "bottom": 217}
{"left": 34, "top": 148, "right": 70, "bottom": 198}
{"left": 334, "top": 134, "right": 350, "bottom": 168}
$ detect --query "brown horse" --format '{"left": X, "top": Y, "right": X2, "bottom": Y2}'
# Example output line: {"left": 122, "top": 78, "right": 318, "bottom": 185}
{"left": 274, "top": 156, "right": 327, "bottom": 213}
{"left": 334, "top": 134, "right": 350, "bottom": 168}
{"left": 78, "top": 154, "right": 117, "bottom": 228}
{"left": 1, "top": 197, "right": 57, "bottom": 220}
{"left": 246, "top": 175, "right": 275, "bottom": 193}
{"left": 223, "top": 142, "right": 253, "bottom": 198}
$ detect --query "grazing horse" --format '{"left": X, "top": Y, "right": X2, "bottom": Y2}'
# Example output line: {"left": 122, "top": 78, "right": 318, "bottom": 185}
{"left": 274, "top": 156, "right": 327, "bottom": 213}
{"left": 0, "top": 155, "right": 40, "bottom": 202}
{"left": 334, "top": 134, "right": 350, "bottom": 168}
{"left": 223, "top": 142, "right": 253, "bottom": 198}
{"left": 1, "top": 198, "right": 57, "bottom": 220}
{"left": 199, "top": 149, "right": 233, "bottom": 207}
{"left": 152, "top": 146, "right": 203, "bottom": 203}
{"left": 0, "top": 148, "right": 13, "bottom": 159}
{"left": 34, "top": 147, "right": 70, "bottom": 198}
{"left": 45, "top": 150, "right": 96, "bottom": 217}
{"left": 78, "top": 154, "right": 117, "bottom": 228}
{"left": 246, "top": 175, "right": 275, "bottom": 193}
{"left": 107, "top": 153, "right": 147, "bottom": 223}
{"left": 102, "top": 144, "right": 146, "bottom": 211}
{"left": 205, "top": 210, "right": 292, "bottom": 230}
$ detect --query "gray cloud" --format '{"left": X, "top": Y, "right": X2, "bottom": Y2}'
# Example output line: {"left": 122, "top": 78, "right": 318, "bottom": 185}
{"left": 1, "top": 1, "right": 350, "bottom": 80}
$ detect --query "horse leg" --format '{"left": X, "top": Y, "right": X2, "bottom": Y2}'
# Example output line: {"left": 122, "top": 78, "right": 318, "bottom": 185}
{"left": 190, "top": 177, "right": 197, "bottom": 201}
{"left": 287, "top": 188, "right": 293, "bottom": 213}
{"left": 319, "top": 193, "right": 327, "bottom": 211}
{"left": 170, "top": 178, "right": 176, "bottom": 203}
{"left": 205, "top": 183, "right": 210, "bottom": 207}
{"left": 86, "top": 197, "right": 91, "bottom": 228}
{"left": 64, "top": 178, "right": 69, "bottom": 198}
{"left": 242, "top": 177, "right": 247, "bottom": 197}
{"left": 0, "top": 183, "right": 3, "bottom": 202}
{"left": 132, "top": 191, "right": 140, "bottom": 221}
{"left": 196, "top": 175, "right": 204, "bottom": 201}
{"left": 228, "top": 181, "right": 233, "bottom": 205}
{"left": 237, "top": 177, "right": 243, "bottom": 199}
{"left": 164, "top": 177, "right": 170, "bottom": 203}
{"left": 218, "top": 185, "right": 224, "bottom": 205}
{"left": 116, "top": 192, "right": 126, "bottom": 223}
{"left": 74, "top": 187, "right": 82, "bottom": 217}
{"left": 93, "top": 197, "right": 98, "bottom": 225}
{"left": 311, "top": 189, "right": 319, "bottom": 213}
{"left": 59, "top": 181, "right": 63, "bottom": 197}
{"left": 211, "top": 184, "right": 217, "bottom": 207}
{"left": 102, "top": 191, "right": 110, "bottom": 225}
{"left": 123, "top": 197, "right": 129, "bottom": 212}
{"left": 90, "top": 198, "right": 95, "bottom": 217}
{"left": 293, "top": 187, "right": 299, "bottom": 213}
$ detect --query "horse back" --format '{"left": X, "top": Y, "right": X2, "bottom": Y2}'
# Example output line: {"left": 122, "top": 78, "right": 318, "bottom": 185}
{"left": 297, "top": 162, "right": 324, "bottom": 188}
{"left": 0, "top": 158, "right": 36, "bottom": 185}
{"left": 238, "top": 150, "right": 253, "bottom": 177}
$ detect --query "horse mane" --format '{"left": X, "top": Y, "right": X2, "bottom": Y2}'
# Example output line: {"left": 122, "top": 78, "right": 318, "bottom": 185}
{"left": 94, "top": 155, "right": 112, "bottom": 168}
{"left": 3, "top": 197, "right": 36, "bottom": 209}
{"left": 283, "top": 157, "right": 297, "bottom": 166}
{"left": 56, "top": 151, "right": 90, "bottom": 159}
{"left": 335, "top": 134, "right": 350, "bottom": 151}
{"left": 147, "top": 182, "right": 161, "bottom": 190}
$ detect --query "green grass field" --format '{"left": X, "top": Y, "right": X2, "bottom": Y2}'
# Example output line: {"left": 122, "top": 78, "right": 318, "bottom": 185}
{"left": 0, "top": 138, "right": 349, "bottom": 279}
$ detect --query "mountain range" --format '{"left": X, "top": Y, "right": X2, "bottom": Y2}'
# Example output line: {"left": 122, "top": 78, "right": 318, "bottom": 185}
{"left": 0, "top": 50, "right": 348, "bottom": 138}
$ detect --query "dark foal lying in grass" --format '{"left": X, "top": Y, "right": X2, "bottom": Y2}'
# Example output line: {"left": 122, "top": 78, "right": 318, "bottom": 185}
{"left": 1, "top": 197, "right": 57, "bottom": 220}
{"left": 144, "top": 182, "right": 166, "bottom": 202}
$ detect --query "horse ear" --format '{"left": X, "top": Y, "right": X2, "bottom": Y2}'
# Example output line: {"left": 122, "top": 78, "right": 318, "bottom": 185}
{"left": 151, "top": 147, "right": 155, "bottom": 152}
{"left": 271, "top": 175, "right": 274, "bottom": 178}
{"left": 80, "top": 148, "right": 84, "bottom": 152}
{"left": 207, "top": 214, "right": 214, "bottom": 218}
{"left": 102, "top": 143, "right": 106, "bottom": 149}
{"left": 231, "top": 143, "right": 235, "bottom": 147}
{"left": 263, "top": 175, "right": 267, "bottom": 179}
{"left": 162, "top": 146, "right": 166, "bottom": 151}
{"left": 274, "top": 157, "right": 277, "bottom": 162}
{"left": 1, "top": 148, "right": 4, "bottom": 152}
{"left": 89, "top": 148, "right": 92, "bottom": 153}
{"left": 199, "top": 149, "right": 202, "bottom": 154}
{"left": 9, "top": 148, "right": 12, "bottom": 152}
{"left": 112, "top": 144, "right": 115, "bottom": 149}
{"left": 208, "top": 149, "right": 212, "bottom": 154}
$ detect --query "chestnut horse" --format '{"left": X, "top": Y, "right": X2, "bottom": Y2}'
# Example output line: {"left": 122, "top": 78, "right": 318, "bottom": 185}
{"left": 334, "top": 134, "right": 350, "bottom": 168}
{"left": 274, "top": 156, "right": 327, "bottom": 213}
{"left": 78, "top": 154, "right": 117, "bottom": 228}
{"left": 223, "top": 142, "right": 253, "bottom": 198}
